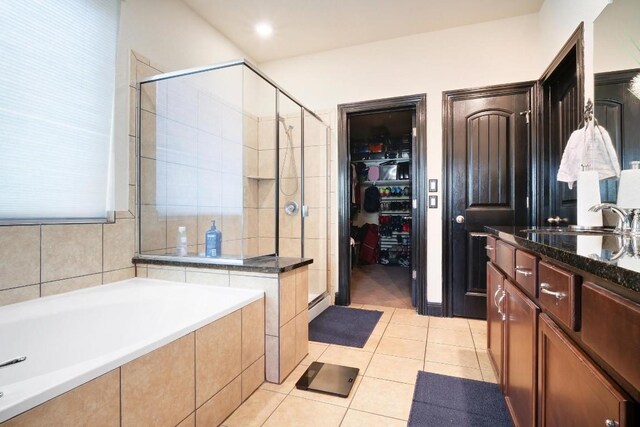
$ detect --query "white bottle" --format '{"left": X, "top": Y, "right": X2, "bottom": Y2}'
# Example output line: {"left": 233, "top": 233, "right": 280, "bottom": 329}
{"left": 176, "top": 226, "right": 187, "bottom": 256}
{"left": 617, "top": 161, "right": 640, "bottom": 209}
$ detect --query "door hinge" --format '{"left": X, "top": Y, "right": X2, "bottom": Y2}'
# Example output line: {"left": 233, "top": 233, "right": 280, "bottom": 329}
{"left": 412, "top": 270, "right": 417, "bottom": 280}
{"left": 412, "top": 199, "right": 417, "bottom": 209}
{"left": 526, "top": 196, "right": 530, "bottom": 209}
{"left": 519, "top": 110, "right": 531, "bottom": 124}
{"left": 412, "top": 127, "right": 417, "bottom": 137}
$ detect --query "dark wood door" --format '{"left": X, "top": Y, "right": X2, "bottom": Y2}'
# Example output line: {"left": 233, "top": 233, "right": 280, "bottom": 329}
{"left": 445, "top": 85, "right": 532, "bottom": 318}
{"left": 504, "top": 280, "right": 539, "bottom": 427}
{"left": 538, "top": 314, "right": 634, "bottom": 427}
{"left": 595, "top": 68, "right": 640, "bottom": 202}
{"left": 487, "top": 262, "right": 505, "bottom": 388}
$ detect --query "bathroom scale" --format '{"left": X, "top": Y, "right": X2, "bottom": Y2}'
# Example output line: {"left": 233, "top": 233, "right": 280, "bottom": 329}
{"left": 295, "top": 362, "right": 359, "bottom": 398}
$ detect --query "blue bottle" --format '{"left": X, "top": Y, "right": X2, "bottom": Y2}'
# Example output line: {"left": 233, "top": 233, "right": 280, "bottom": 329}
{"left": 205, "top": 220, "right": 222, "bottom": 257}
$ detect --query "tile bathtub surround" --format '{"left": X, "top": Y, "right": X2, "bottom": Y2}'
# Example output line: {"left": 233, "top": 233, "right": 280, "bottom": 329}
{"left": 135, "top": 262, "right": 310, "bottom": 385}
{"left": 0, "top": 299, "right": 265, "bottom": 427}
{"left": 0, "top": 220, "right": 136, "bottom": 307}
{"left": 219, "top": 308, "right": 494, "bottom": 426}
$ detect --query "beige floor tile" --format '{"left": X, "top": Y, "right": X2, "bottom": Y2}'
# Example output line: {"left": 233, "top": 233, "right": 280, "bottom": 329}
{"left": 429, "top": 316, "right": 470, "bottom": 331}
{"left": 383, "top": 322, "right": 427, "bottom": 342}
{"left": 361, "top": 305, "right": 395, "bottom": 323}
{"left": 427, "top": 327, "right": 474, "bottom": 348}
{"left": 472, "top": 331, "right": 488, "bottom": 350}
{"left": 361, "top": 333, "right": 382, "bottom": 352}
{"left": 475, "top": 349, "right": 493, "bottom": 370}
{"left": 260, "top": 364, "right": 308, "bottom": 394}
{"left": 425, "top": 342, "right": 479, "bottom": 369}
{"left": 300, "top": 342, "right": 329, "bottom": 366}
{"left": 222, "top": 389, "right": 286, "bottom": 427}
{"left": 482, "top": 366, "right": 498, "bottom": 384}
{"left": 340, "top": 409, "right": 407, "bottom": 427}
{"left": 318, "top": 345, "right": 374, "bottom": 373}
{"left": 262, "top": 395, "right": 346, "bottom": 427}
{"left": 389, "top": 308, "right": 429, "bottom": 327}
{"left": 290, "top": 375, "right": 363, "bottom": 407}
{"left": 376, "top": 336, "right": 425, "bottom": 360}
{"left": 424, "top": 361, "right": 484, "bottom": 381}
{"left": 370, "top": 321, "right": 389, "bottom": 337}
{"left": 365, "top": 353, "right": 422, "bottom": 384}
{"left": 349, "top": 304, "right": 365, "bottom": 309}
{"left": 350, "top": 377, "right": 414, "bottom": 420}
{"left": 468, "top": 318, "right": 487, "bottom": 333}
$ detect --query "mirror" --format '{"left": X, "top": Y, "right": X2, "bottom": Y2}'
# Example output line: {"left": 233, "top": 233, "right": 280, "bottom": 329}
{"left": 594, "top": 0, "right": 640, "bottom": 204}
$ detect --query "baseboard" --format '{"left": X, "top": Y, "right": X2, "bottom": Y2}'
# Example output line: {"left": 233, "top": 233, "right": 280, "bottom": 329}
{"left": 308, "top": 294, "right": 331, "bottom": 322}
{"left": 426, "top": 302, "right": 443, "bottom": 317}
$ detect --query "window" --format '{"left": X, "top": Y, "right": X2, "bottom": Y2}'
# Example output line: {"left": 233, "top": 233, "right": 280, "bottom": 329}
{"left": 0, "top": 0, "right": 120, "bottom": 221}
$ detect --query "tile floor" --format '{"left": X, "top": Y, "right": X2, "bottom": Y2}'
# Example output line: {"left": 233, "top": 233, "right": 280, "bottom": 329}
{"left": 221, "top": 306, "right": 493, "bottom": 426}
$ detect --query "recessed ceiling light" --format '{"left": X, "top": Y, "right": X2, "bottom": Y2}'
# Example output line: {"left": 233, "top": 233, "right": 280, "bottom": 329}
{"left": 255, "top": 22, "right": 273, "bottom": 38}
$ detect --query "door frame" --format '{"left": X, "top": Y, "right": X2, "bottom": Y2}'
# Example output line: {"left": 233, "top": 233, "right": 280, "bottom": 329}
{"left": 442, "top": 82, "right": 536, "bottom": 317}
{"left": 336, "top": 94, "right": 428, "bottom": 314}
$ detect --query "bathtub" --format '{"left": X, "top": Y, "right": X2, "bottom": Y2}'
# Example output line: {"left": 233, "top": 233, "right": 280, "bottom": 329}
{"left": 0, "top": 278, "right": 264, "bottom": 423}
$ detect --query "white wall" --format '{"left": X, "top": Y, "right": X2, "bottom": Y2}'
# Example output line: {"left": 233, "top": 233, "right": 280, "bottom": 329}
{"left": 113, "top": 0, "right": 252, "bottom": 209}
{"left": 260, "top": 13, "right": 542, "bottom": 304}
{"left": 594, "top": 0, "right": 640, "bottom": 73}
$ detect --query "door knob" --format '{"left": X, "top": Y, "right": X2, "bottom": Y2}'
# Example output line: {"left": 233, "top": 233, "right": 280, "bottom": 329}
{"left": 455, "top": 215, "right": 465, "bottom": 224}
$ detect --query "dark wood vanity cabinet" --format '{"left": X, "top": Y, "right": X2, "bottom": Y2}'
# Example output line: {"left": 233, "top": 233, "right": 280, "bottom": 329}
{"left": 487, "top": 261, "right": 505, "bottom": 388}
{"left": 504, "top": 279, "right": 539, "bottom": 427}
{"left": 538, "top": 314, "right": 634, "bottom": 427}
{"left": 486, "top": 236, "right": 638, "bottom": 427}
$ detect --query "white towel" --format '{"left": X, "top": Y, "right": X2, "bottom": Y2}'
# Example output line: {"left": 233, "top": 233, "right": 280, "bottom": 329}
{"left": 557, "top": 122, "right": 621, "bottom": 189}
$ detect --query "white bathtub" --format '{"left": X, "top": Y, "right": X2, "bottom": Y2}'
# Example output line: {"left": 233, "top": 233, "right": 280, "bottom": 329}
{"left": 0, "top": 278, "right": 263, "bottom": 423}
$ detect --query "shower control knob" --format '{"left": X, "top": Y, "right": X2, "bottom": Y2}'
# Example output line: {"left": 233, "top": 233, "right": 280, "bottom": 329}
{"left": 284, "top": 201, "right": 299, "bottom": 216}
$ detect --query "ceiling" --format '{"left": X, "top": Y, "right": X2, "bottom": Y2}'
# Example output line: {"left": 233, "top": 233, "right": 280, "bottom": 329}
{"left": 182, "top": 0, "right": 545, "bottom": 63}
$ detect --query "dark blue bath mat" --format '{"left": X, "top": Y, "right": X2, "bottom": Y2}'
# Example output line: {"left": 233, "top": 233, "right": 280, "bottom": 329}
{"left": 308, "top": 306, "right": 382, "bottom": 348}
{"left": 408, "top": 372, "right": 513, "bottom": 427}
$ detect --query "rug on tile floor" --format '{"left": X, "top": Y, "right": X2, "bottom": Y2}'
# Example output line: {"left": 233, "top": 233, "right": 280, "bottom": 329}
{"left": 308, "top": 306, "right": 382, "bottom": 348}
{"left": 408, "top": 372, "right": 513, "bottom": 426}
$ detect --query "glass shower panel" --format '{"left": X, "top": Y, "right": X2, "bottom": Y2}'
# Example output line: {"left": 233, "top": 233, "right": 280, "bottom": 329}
{"left": 303, "top": 111, "right": 329, "bottom": 303}
{"left": 277, "top": 94, "right": 303, "bottom": 257}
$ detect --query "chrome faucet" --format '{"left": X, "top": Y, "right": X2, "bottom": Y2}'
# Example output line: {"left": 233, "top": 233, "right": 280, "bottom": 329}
{"left": 588, "top": 203, "right": 631, "bottom": 234}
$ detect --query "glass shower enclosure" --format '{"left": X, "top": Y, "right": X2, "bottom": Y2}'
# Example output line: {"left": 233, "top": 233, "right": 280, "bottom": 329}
{"left": 136, "top": 60, "right": 329, "bottom": 304}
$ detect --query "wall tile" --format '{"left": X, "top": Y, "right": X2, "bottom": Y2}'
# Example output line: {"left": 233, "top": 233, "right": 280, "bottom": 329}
{"left": 103, "top": 267, "right": 135, "bottom": 284}
{"left": 265, "top": 335, "right": 279, "bottom": 383}
{"left": 0, "top": 284, "right": 40, "bottom": 307}
{"left": 41, "top": 273, "right": 102, "bottom": 297}
{"left": 0, "top": 226, "right": 40, "bottom": 290}
{"left": 195, "top": 376, "right": 241, "bottom": 427}
{"left": 121, "top": 334, "right": 195, "bottom": 427}
{"left": 186, "top": 270, "right": 229, "bottom": 287}
{"left": 41, "top": 224, "right": 102, "bottom": 283}
{"left": 176, "top": 413, "right": 195, "bottom": 427}
{"left": 280, "top": 319, "right": 296, "bottom": 381}
{"left": 295, "top": 311, "right": 309, "bottom": 366}
{"left": 258, "top": 118, "right": 276, "bottom": 151}
{"left": 139, "top": 205, "right": 167, "bottom": 252}
{"left": 295, "top": 267, "right": 309, "bottom": 314}
{"left": 103, "top": 219, "right": 135, "bottom": 272}
{"left": 242, "top": 298, "right": 265, "bottom": 370}
{"left": 242, "top": 356, "right": 265, "bottom": 401}
{"left": 229, "top": 274, "right": 278, "bottom": 335}
{"left": 0, "top": 369, "right": 120, "bottom": 427}
{"left": 279, "top": 271, "right": 296, "bottom": 327}
{"left": 147, "top": 266, "right": 186, "bottom": 282}
{"left": 195, "top": 310, "right": 242, "bottom": 407}
{"left": 129, "top": 86, "right": 137, "bottom": 137}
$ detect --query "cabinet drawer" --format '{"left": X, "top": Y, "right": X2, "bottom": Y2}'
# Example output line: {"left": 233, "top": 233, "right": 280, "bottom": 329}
{"left": 538, "top": 261, "right": 579, "bottom": 331}
{"left": 495, "top": 240, "right": 515, "bottom": 279}
{"left": 515, "top": 250, "right": 537, "bottom": 297}
{"left": 582, "top": 282, "right": 640, "bottom": 399}
{"left": 486, "top": 235, "right": 497, "bottom": 262}
{"left": 538, "top": 314, "right": 634, "bottom": 427}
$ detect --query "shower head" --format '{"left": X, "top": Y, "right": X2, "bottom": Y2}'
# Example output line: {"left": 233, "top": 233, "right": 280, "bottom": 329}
{"left": 278, "top": 116, "right": 294, "bottom": 130}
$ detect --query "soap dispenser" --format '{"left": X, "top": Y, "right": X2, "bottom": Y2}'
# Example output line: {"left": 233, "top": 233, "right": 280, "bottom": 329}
{"left": 205, "top": 220, "right": 222, "bottom": 258}
{"left": 617, "top": 161, "right": 640, "bottom": 210}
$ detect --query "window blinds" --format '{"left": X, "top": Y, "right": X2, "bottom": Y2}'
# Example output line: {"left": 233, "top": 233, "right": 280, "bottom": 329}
{"left": 0, "top": 0, "right": 120, "bottom": 220}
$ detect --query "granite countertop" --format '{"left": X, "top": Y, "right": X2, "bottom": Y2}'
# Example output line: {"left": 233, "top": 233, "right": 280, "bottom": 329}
{"left": 486, "top": 226, "right": 640, "bottom": 295}
{"left": 132, "top": 254, "right": 313, "bottom": 273}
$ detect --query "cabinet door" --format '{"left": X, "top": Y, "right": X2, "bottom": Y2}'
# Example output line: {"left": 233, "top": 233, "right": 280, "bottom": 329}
{"left": 504, "top": 280, "right": 539, "bottom": 427}
{"left": 538, "top": 314, "right": 634, "bottom": 427}
{"left": 487, "top": 262, "right": 505, "bottom": 388}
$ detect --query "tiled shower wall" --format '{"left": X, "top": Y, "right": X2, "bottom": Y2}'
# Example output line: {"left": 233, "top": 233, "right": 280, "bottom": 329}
{"left": 138, "top": 55, "right": 261, "bottom": 258}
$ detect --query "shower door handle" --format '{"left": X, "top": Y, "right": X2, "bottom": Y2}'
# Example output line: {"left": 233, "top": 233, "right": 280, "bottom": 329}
{"left": 301, "top": 205, "right": 309, "bottom": 217}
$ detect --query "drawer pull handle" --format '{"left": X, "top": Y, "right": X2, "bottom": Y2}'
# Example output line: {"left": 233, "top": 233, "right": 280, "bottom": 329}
{"left": 540, "top": 282, "right": 566, "bottom": 300}
{"left": 604, "top": 419, "right": 617, "bottom": 427}
{"left": 485, "top": 245, "right": 494, "bottom": 251}
{"left": 515, "top": 267, "right": 532, "bottom": 277}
